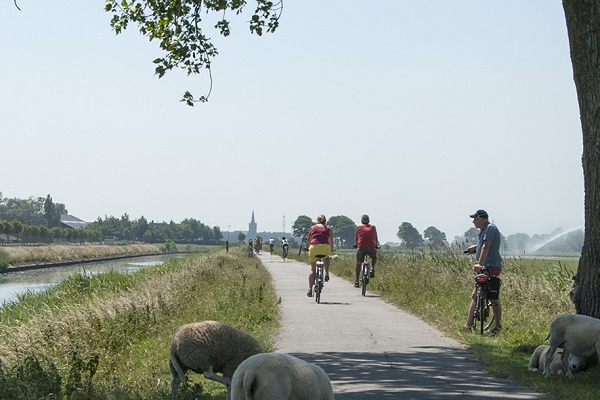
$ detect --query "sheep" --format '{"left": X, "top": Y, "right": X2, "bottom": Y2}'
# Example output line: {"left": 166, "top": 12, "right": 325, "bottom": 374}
{"left": 230, "top": 352, "right": 335, "bottom": 400}
{"left": 529, "top": 344, "right": 585, "bottom": 375}
{"left": 544, "top": 313, "right": 599, "bottom": 379}
{"left": 529, "top": 345, "right": 563, "bottom": 375}
{"left": 169, "top": 321, "right": 263, "bottom": 399}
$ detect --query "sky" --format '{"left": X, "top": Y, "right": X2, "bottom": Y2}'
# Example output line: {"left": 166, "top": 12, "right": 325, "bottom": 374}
{"left": 0, "top": 1, "right": 584, "bottom": 243}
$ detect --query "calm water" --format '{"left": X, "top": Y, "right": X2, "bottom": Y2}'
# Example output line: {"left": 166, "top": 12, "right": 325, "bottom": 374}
{"left": 0, "top": 254, "right": 180, "bottom": 304}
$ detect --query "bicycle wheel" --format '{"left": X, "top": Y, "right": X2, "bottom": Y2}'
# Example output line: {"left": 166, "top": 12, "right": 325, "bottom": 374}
{"left": 477, "top": 289, "right": 486, "bottom": 335}
{"left": 484, "top": 300, "right": 495, "bottom": 331}
{"left": 361, "top": 268, "right": 368, "bottom": 296}
{"left": 315, "top": 280, "right": 321, "bottom": 303}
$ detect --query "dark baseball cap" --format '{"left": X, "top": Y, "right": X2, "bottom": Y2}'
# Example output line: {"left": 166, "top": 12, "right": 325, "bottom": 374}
{"left": 469, "top": 209, "right": 489, "bottom": 219}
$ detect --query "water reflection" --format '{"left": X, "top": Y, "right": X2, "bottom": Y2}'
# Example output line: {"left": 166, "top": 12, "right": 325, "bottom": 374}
{"left": 0, "top": 254, "right": 178, "bottom": 304}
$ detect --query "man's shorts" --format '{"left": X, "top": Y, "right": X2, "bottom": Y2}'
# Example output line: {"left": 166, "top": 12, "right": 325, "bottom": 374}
{"left": 309, "top": 244, "right": 331, "bottom": 262}
{"left": 487, "top": 277, "right": 501, "bottom": 300}
{"left": 472, "top": 267, "right": 502, "bottom": 299}
{"left": 356, "top": 247, "right": 377, "bottom": 263}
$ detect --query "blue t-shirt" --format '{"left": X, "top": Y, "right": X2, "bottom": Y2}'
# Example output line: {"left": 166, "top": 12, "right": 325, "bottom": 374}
{"left": 476, "top": 222, "right": 502, "bottom": 268}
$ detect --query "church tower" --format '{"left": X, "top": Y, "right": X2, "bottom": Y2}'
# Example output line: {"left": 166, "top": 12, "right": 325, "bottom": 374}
{"left": 248, "top": 210, "right": 257, "bottom": 240}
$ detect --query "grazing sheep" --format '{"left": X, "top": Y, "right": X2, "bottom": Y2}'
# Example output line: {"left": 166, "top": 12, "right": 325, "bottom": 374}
{"left": 544, "top": 313, "right": 599, "bottom": 379}
{"left": 169, "top": 321, "right": 263, "bottom": 399}
{"left": 230, "top": 352, "right": 335, "bottom": 400}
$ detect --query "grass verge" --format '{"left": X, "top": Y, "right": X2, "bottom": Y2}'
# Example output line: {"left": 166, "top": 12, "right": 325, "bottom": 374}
{"left": 0, "top": 246, "right": 279, "bottom": 400}
{"left": 0, "top": 243, "right": 164, "bottom": 267}
{"left": 320, "top": 248, "right": 598, "bottom": 400}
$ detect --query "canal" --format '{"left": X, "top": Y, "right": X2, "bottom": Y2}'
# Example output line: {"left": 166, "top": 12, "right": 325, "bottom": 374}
{"left": 0, "top": 254, "right": 183, "bottom": 304}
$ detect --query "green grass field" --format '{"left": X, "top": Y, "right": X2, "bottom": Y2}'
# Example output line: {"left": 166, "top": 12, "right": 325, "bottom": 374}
{"left": 0, "top": 243, "right": 595, "bottom": 399}
{"left": 0, "top": 245, "right": 279, "bottom": 400}
{"left": 320, "top": 248, "right": 598, "bottom": 400}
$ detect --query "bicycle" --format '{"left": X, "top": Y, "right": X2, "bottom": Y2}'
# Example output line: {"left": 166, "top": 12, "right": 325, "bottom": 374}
{"left": 360, "top": 254, "right": 371, "bottom": 296}
{"left": 473, "top": 272, "right": 496, "bottom": 335}
{"left": 313, "top": 254, "right": 326, "bottom": 304}
{"left": 282, "top": 244, "right": 289, "bottom": 261}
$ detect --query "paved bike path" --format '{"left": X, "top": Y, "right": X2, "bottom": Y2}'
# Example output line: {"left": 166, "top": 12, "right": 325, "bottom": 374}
{"left": 257, "top": 252, "right": 550, "bottom": 400}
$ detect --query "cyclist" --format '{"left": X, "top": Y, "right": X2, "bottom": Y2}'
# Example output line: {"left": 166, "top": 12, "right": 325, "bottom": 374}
{"left": 463, "top": 209, "right": 503, "bottom": 333}
{"left": 281, "top": 237, "right": 289, "bottom": 257}
{"left": 253, "top": 237, "right": 262, "bottom": 254}
{"left": 301, "top": 232, "right": 308, "bottom": 253}
{"left": 269, "top": 237, "right": 275, "bottom": 254}
{"left": 354, "top": 214, "right": 379, "bottom": 288}
{"left": 306, "top": 214, "right": 334, "bottom": 297}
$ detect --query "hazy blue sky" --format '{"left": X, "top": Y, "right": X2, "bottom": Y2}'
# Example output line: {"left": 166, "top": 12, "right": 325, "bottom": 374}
{"left": 1, "top": 1, "right": 584, "bottom": 243}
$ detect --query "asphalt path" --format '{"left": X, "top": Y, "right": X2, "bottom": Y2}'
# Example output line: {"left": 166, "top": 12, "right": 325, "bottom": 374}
{"left": 257, "top": 252, "right": 551, "bottom": 400}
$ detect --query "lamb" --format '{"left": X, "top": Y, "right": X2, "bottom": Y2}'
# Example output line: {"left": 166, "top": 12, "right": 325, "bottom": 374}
{"left": 230, "top": 352, "right": 335, "bottom": 400}
{"left": 528, "top": 345, "right": 584, "bottom": 375}
{"left": 529, "top": 345, "right": 566, "bottom": 375}
{"left": 169, "top": 321, "right": 263, "bottom": 399}
{"left": 544, "top": 313, "right": 599, "bottom": 379}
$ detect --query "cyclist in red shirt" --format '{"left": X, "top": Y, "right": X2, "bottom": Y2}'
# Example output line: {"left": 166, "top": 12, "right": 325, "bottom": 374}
{"left": 354, "top": 214, "right": 379, "bottom": 288}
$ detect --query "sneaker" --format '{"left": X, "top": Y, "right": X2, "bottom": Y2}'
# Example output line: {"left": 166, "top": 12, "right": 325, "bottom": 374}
{"left": 307, "top": 290, "right": 313, "bottom": 297}
{"left": 461, "top": 326, "right": 475, "bottom": 333}
{"left": 325, "top": 274, "right": 330, "bottom": 282}
{"left": 488, "top": 326, "right": 502, "bottom": 335}
{"left": 369, "top": 269, "right": 375, "bottom": 278}
{"left": 354, "top": 281, "right": 360, "bottom": 288}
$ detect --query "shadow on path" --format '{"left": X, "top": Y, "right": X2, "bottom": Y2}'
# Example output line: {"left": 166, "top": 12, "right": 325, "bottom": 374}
{"left": 291, "top": 348, "right": 545, "bottom": 399}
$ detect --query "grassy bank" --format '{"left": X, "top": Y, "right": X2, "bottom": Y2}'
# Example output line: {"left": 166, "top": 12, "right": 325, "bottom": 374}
{"left": 0, "top": 243, "right": 163, "bottom": 267}
{"left": 318, "top": 248, "right": 596, "bottom": 400}
{"left": 0, "top": 246, "right": 279, "bottom": 400}
{"left": 0, "top": 243, "right": 221, "bottom": 269}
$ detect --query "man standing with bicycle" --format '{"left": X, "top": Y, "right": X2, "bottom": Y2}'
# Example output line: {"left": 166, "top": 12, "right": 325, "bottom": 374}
{"left": 463, "top": 209, "right": 503, "bottom": 334}
{"left": 354, "top": 214, "right": 379, "bottom": 288}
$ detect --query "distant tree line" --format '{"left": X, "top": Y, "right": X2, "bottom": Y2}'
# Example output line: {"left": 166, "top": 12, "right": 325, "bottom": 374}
{"left": 396, "top": 220, "right": 583, "bottom": 254}
{"left": 0, "top": 193, "right": 66, "bottom": 228}
{"left": 290, "top": 213, "right": 582, "bottom": 254}
{"left": 0, "top": 192, "right": 222, "bottom": 245}
{"left": 292, "top": 215, "right": 358, "bottom": 249}
{"left": 85, "top": 214, "right": 223, "bottom": 244}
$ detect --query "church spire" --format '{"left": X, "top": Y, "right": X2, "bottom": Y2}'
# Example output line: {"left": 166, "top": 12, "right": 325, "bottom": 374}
{"left": 248, "top": 210, "right": 257, "bottom": 239}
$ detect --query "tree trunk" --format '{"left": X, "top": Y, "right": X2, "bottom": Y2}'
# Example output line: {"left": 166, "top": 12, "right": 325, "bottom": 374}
{"left": 563, "top": 0, "right": 600, "bottom": 317}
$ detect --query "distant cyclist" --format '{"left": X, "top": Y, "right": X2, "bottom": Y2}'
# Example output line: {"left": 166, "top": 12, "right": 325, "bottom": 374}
{"left": 269, "top": 237, "right": 275, "bottom": 254}
{"left": 281, "top": 237, "right": 289, "bottom": 258}
{"left": 254, "top": 237, "right": 262, "bottom": 254}
{"left": 354, "top": 214, "right": 379, "bottom": 288}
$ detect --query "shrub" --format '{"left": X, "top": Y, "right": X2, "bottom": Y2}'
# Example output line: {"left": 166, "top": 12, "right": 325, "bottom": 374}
{"left": 0, "top": 251, "right": 8, "bottom": 271}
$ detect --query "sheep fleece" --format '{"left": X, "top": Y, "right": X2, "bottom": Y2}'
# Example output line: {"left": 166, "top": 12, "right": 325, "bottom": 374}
{"left": 230, "top": 353, "right": 334, "bottom": 400}
{"left": 544, "top": 313, "right": 600, "bottom": 379}
{"left": 528, "top": 345, "right": 566, "bottom": 375}
{"left": 170, "top": 321, "right": 263, "bottom": 380}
